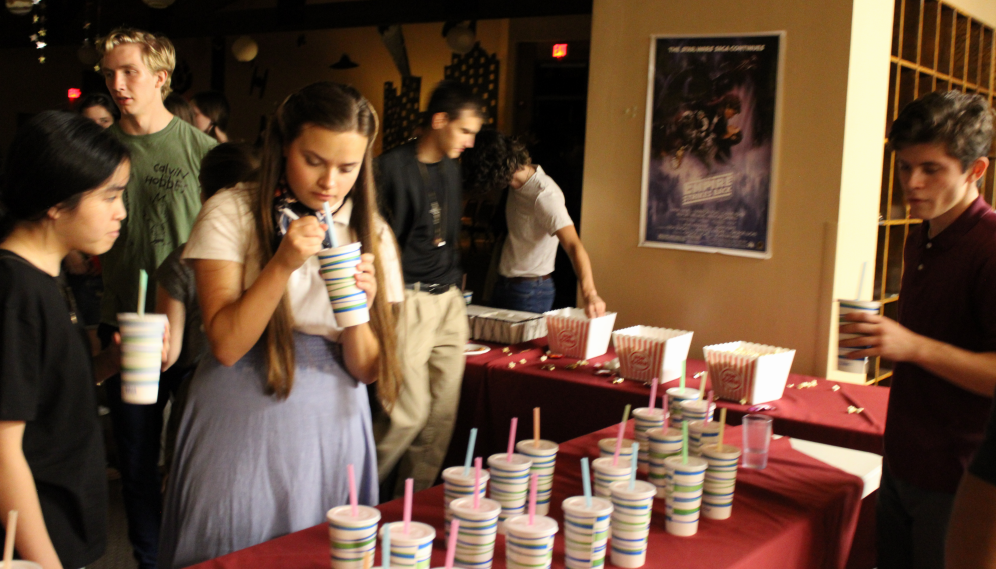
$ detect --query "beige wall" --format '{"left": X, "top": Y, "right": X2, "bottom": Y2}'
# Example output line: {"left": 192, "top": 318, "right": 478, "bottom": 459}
{"left": 946, "top": 0, "right": 996, "bottom": 27}
{"left": 580, "top": 0, "right": 894, "bottom": 377}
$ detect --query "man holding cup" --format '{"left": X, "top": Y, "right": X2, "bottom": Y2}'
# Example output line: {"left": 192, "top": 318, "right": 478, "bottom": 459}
{"left": 840, "top": 91, "right": 995, "bottom": 569}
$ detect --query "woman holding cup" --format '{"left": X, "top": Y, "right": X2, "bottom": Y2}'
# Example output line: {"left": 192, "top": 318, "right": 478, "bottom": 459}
{"left": 0, "top": 112, "right": 144, "bottom": 569}
{"left": 159, "top": 83, "right": 403, "bottom": 569}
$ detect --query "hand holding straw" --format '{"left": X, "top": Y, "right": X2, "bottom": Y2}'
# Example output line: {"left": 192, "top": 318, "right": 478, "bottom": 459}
{"left": 533, "top": 407, "right": 541, "bottom": 448}
{"left": 137, "top": 269, "right": 148, "bottom": 316}
{"left": 473, "top": 457, "right": 482, "bottom": 509}
{"left": 506, "top": 417, "right": 518, "bottom": 463}
{"left": 718, "top": 408, "right": 727, "bottom": 450}
{"left": 322, "top": 201, "right": 339, "bottom": 248}
{"left": 680, "top": 360, "right": 686, "bottom": 391}
{"left": 347, "top": 464, "right": 358, "bottom": 517}
{"left": 705, "top": 391, "right": 714, "bottom": 422}
{"left": 382, "top": 523, "right": 391, "bottom": 569}
{"left": 527, "top": 473, "right": 538, "bottom": 525}
{"left": 648, "top": 378, "right": 658, "bottom": 410}
{"left": 445, "top": 519, "right": 460, "bottom": 569}
{"left": 403, "top": 478, "right": 413, "bottom": 534}
{"left": 3, "top": 510, "right": 17, "bottom": 568}
{"left": 681, "top": 422, "right": 689, "bottom": 464}
{"left": 581, "top": 457, "right": 593, "bottom": 508}
{"left": 463, "top": 428, "right": 478, "bottom": 477}
{"left": 611, "top": 404, "right": 632, "bottom": 467}
{"left": 628, "top": 442, "right": 639, "bottom": 490}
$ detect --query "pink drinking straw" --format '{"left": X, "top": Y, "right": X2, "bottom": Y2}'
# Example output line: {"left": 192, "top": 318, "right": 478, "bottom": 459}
{"left": 611, "top": 404, "right": 631, "bottom": 467}
{"left": 403, "top": 478, "right": 413, "bottom": 534}
{"left": 473, "top": 457, "right": 482, "bottom": 509}
{"left": 445, "top": 519, "right": 460, "bottom": 569}
{"left": 528, "top": 472, "right": 538, "bottom": 525}
{"left": 648, "top": 377, "right": 659, "bottom": 410}
{"left": 506, "top": 417, "right": 518, "bottom": 463}
{"left": 706, "top": 391, "right": 714, "bottom": 422}
{"left": 347, "top": 464, "right": 358, "bottom": 517}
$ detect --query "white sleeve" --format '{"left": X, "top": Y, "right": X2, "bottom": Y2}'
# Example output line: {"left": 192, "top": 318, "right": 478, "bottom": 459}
{"left": 182, "top": 188, "right": 253, "bottom": 264}
{"left": 375, "top": 216, "right": 406, "bottom": 304}
{"left": 535, "top": 184, "right": 574, "bottom": 237}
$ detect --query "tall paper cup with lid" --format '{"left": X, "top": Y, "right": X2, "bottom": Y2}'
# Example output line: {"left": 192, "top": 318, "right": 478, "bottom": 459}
{"left": 663, "top": 456, "right": 707, "bottom": 537}
{"left": 442, "top": 466, "right": 490, "bottom": 531}
{"left": 837, "top": 299, "right": 881, "bottom": 373}
{"left": 597, "top": 438, "right": 635, "bottom": 460}
{"left": 646, "top": 427, "right": 682, "bottom": 497}
{"left": 700, "top": 443, "right": 742, "bottom": 520}
{"left": 516, "top": 439, "right": 559, "bottom": 516}
{"left": 318, "top": 242, "right": 370, "bottom": 327}
{"left": 591, "top": 456, "right": 632, "bottom": 497}
{"left": 631, "top": 408, "right": 665, "bottom": 474}
{"left": 487, "top": 453, "right": 532, "bottom": 533}
{"left": 665, "top": 387, "right": 700, "bottom": 428}
{"left": 380, "top": 521, "right": 435, "bottom": 569}
{"left": 687, "top": 420, "right": 721, "bottom": 456}
{"left": 678, "top": 399, "right": 715, "bottom": 423}
{"left": 608, "top": 480, "right": 656, "bottom": 568}
{"left": 504, "top": 514, "right": 559, "bottom": 569}
{"left": 561, "top": 496, "right": 613, "bottom": 569}
{"left": 449, "top": 496, "right": 502, "bottom": 569}
{"left": 327, "top": 505, "right": 381, "bottom": 569}
{"left": 118, "top": 312, "right": 168, "bottom": 404}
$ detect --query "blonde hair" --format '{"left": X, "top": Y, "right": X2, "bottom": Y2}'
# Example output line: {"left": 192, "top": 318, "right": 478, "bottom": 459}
{"left": 97, "top": 28, "right": 176, "bottom": 99}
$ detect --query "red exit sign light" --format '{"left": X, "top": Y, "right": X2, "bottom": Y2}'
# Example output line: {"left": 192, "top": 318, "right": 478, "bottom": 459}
{"left": 552, "top": 43, "right": 568, "bottom": 59}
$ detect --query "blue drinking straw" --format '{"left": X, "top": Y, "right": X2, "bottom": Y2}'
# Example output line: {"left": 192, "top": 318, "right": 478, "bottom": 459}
{"left": 322, "top": 201, "right": 338, "bottom": 248}
{"left": 581, "top": 457, "right": 592, "bottom": 507}
{"left": 628, "top": 442, "right": 640, "bottom": 489}
{"left": 463, "top": 428, "right": 478, "bottom": 477}
{"left": 382, "top": 523, "right": 390, "bottom": 569}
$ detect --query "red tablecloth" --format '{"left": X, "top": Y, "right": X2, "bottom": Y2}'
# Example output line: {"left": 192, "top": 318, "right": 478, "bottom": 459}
{"left": 188, "top": 421, "right": 864, "bottom": 569}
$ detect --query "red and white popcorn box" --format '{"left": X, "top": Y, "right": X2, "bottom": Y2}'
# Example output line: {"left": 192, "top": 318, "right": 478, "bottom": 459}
{"left": 543, "top": 308, "right": 617, "bottom": 360}
{"left": 472, "top": 309, "right": 547, "bottom": 345}
{"left": 612, "top": 326, "right": 693, "bottom": 382}
{"left": 702, "top": 341, "right": 796, "bottom": 405}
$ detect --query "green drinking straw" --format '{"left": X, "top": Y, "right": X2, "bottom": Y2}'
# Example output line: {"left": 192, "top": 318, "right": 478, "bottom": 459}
{"left": 382, "top": 523, "right": 391, "bottom": 569}
{"left": 137, "top": 269, "right": 148, "bottom": 316}
{"left": 628, "top": 441, "right": 639, "bottom": 489}
{"left": 581, "top": 457, "right": 592, "bottom": 507}
{"left": 463, "top": 428, "right": 478, "bottom": 477}
{"left": 679, "top": 360, "right": 686, "bottom": 391}
{"left": 681, "top": 421, "right": 689, "bottom": 464}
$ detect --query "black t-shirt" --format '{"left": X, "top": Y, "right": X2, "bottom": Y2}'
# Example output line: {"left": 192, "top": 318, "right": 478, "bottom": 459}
{"left": 0, "top": 250, "right": 107, "bottom": 568}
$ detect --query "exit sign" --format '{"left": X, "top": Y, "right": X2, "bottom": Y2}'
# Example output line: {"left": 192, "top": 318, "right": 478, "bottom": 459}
{"left": 552, "top": 43, "right": 568, "bottom": 59}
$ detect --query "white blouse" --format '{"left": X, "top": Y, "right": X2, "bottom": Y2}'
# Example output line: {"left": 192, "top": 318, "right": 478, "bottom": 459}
{"left": 182, "top": 184, "right": 405, "bottom": 342}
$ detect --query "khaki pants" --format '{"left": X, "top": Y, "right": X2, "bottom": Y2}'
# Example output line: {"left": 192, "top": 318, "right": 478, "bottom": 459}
{"left": 375, "top": 286, "right": 468, "bottom": 496}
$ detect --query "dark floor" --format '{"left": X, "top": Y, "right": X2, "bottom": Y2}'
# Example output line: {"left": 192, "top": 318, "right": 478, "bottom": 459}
{"left": 90, "top": 478, "right": 135, "bottom": 569}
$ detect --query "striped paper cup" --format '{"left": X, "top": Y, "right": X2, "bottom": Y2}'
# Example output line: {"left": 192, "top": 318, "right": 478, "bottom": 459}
{"left": 665, "top": 387, "right": 700, "bottom": 428}
{"left": 608, "top": 480, "right": 656, "bottom": 568}
{"left": 700, "top": 444, "right": 742, "bottom": 520}
{"left": 561, "top": 496, "right": 613, "bottom": 569}
{"left": 118, "top": 313, "right": 168, "bottom": 404}
{"left": 591, "top": 457, "right": 632, "bottom": 497}
{"left": 449, "top": 496, "right": 502, "bottom": 569}
{"left": 663, "top": 456, "right": 707, "bottom": 537}
{"left": 487, "top": 453, "right": 533, "bottom": 533}
{"left": 504, "top": 514, "right": 558, "bottom": 569}
{"left": 515, "top": 439, "right": 559, "bottom": 516}
{"left": 380, "top": 522, "right": 435, "bottom": 569}
{"left": 318, "top": 243, "right": 370, "bottom": 328}
{"left": 327, "top": 505, "right": 380, "bottom": 569}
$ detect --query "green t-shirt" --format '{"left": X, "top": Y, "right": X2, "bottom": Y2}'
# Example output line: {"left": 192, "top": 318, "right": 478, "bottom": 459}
{"left": 100, "top": 117, "right": 216, "bottom": 325}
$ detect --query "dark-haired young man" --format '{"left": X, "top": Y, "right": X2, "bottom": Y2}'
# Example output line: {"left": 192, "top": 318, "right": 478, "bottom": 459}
{"left": 375, "top": 81, "right": 483, "bottom": 496}
{"left": 840, "top": 90, "right": 995, "bottom": 569}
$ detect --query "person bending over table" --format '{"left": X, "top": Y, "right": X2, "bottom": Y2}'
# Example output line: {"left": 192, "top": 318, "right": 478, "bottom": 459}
{"left": 158, "top": 82, "right": 403, "bottom": 569}
{"left": 840, "top": 90, "right": 996, "bottom": 569}
{"left": 461, "top": 129, "right": 605, "bottom": 317}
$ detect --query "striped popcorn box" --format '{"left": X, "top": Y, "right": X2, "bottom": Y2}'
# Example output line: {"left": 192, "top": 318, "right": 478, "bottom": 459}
{"left": 686, "top": 420, "right": 721, "bottom": 456}
{"left": 591, "top": 457, "right": 632, "bottom": 497}
{"left": 380, "top": 522, "right": 435, "bottom": 569}
{"left": 543, "top": 308, "right": 617, "bottom": 360}
{"left": 487, "top": 453, "right": 533, "bottom": 534}
{"left": 118, "top": 313, "right": 168, "bottom": 404}
{"left": 326, "top": 505, "right": 380, "bottom": 569}
{"left": 665, "top": 387, "right": 700, "bottom": 428}
{"left": 646, "top": 427, "right": 683, "bottom": 498}
{"left": 703, "top": 341, "right": 796, "bottom": 405}
{"left": 663, "top": 456, "right": 707, "bottom": 537}
{"left": 608, "top": 481, "right": 657, "bottom": 568}
{"left": 442, "top": 466, "right": 490, "bottom": 533}
{"left": 700, "top": 444, "right": 742, "bottom": 520}
{"left": 631, "top": 408, "right": 665, "bottom": 474}
{"left": 612, "top": 326, "right": 694, "bottom": 382}
{"left": 449, "top": 496, "right": 502, "bottom": 569}
{"left": 561, "top": 496, "right": 613, "bottom": 569}
{"left": 318, "top": 243, "right": 370, "bottom": 328}
{"left": 504, "top": 515, "right": 559, "bottom": 569}
{"left": 516, "top": 440, "right": 559, "bottom": 516}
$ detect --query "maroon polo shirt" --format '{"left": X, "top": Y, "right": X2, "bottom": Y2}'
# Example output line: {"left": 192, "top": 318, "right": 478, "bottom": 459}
{"left": 885, "top": 196, "right": 996, "bottom": 493}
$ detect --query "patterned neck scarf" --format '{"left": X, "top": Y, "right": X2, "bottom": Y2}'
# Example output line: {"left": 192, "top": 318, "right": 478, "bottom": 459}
{"left": 271, "top": 175, "right": 347, "bottom": 250}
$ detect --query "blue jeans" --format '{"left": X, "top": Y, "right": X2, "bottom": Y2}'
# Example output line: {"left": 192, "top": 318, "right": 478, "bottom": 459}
{"left": 492, "top": 275, "right": 556, "bottom": 314}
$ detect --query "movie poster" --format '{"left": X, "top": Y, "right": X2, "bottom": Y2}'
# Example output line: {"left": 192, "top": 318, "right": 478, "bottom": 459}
{"left": 640, "top": 33, "right": 784, "bottom": 258}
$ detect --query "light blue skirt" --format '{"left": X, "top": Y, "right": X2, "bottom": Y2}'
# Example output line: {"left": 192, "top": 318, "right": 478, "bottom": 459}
{"left": 159, "top": 332, "right": 378, "bottom": 569}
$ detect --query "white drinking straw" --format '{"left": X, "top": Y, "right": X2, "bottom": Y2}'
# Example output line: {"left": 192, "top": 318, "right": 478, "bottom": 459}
{"left": 323, "top": 201, "right": 339, "bottom": 248}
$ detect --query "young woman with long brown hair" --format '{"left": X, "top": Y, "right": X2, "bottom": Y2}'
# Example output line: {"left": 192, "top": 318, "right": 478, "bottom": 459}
{"left": 158, "top": 82, "right": 402, "bottom": 569}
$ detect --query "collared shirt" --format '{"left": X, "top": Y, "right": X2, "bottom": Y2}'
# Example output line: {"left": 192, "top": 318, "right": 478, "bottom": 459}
{"left": 885, "top": 196, "right": 996, "bottom": 493}
{"left": 499, "top": 166, "right": 575, "bottom": 278}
